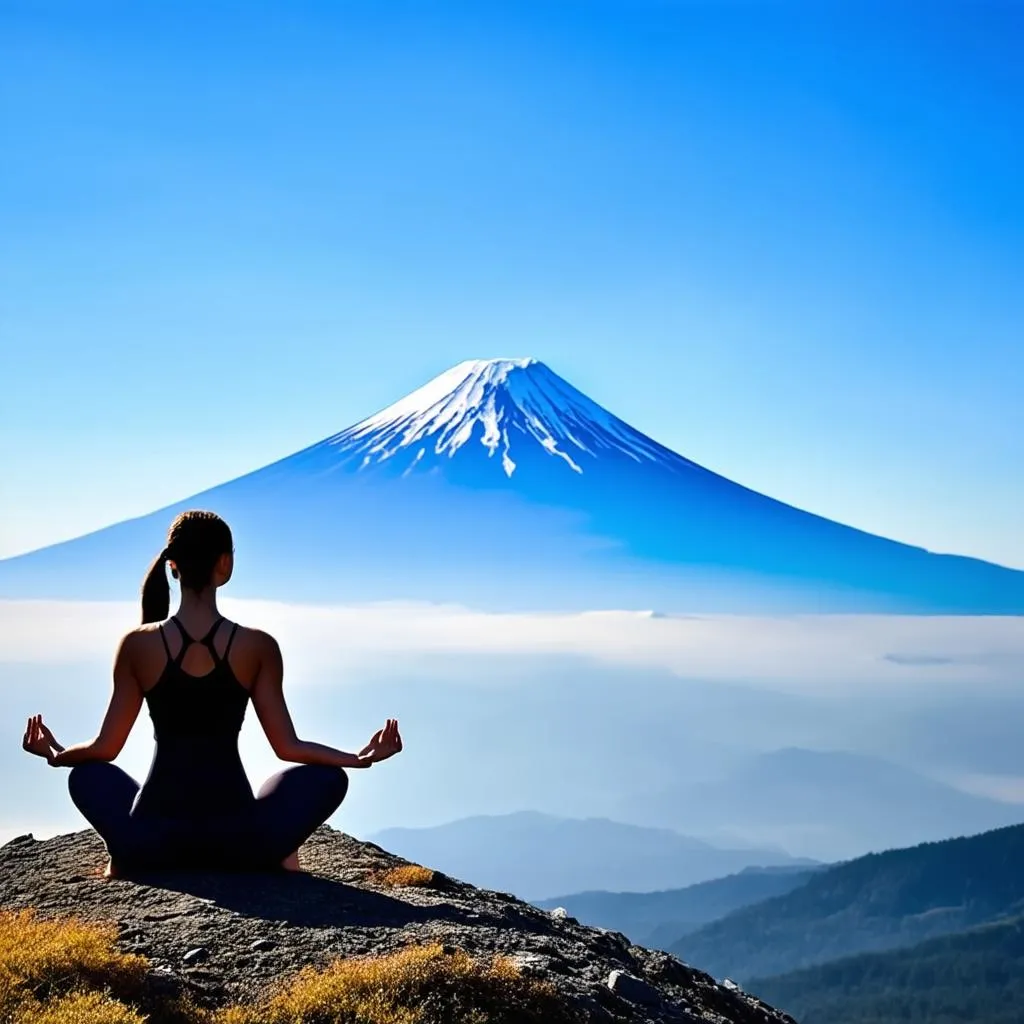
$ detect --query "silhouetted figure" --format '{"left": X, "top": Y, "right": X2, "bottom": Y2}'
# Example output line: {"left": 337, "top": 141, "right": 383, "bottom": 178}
{"left": 22, "top": 510, "right": 402, "bottom": 875}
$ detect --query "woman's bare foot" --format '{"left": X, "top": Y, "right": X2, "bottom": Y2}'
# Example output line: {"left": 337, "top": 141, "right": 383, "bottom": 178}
{"left": 281, "top": 851, "right": 302, "bottom": 872}
{"left": 103, "top": 857, "right": 119, "bottom": 879}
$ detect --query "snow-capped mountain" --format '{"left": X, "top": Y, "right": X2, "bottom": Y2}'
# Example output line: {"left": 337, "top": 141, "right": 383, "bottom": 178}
{"left": 320, "top": 358, "right": 694, "bottom": 478}
{"left": 2, "top": 358, "right": 1022, "bottom": 612}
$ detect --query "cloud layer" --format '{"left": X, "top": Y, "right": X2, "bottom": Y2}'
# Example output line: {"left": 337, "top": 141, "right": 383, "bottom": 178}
{"left": 1, "top": 599, "right": 1021, "bottom": 694}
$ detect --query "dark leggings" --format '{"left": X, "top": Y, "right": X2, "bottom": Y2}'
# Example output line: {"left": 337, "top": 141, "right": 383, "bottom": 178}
{"left": 68, "top": 762, "right": 348, "bottom": 872}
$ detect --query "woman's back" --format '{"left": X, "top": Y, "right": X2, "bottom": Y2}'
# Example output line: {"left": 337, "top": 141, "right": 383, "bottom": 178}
{"left": 132, "top": 616, "right": 254, "bottom": 820}
{"left": 146, "top": 616, "right": 248, "bottom": 737}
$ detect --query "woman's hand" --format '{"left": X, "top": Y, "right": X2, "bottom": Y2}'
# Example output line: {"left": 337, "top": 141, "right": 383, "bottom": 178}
{"left": 358, "top": 719, "right": 403, "bottom": 764}
{"left": 22, "top": 715, "right": 63, "bottom": 765}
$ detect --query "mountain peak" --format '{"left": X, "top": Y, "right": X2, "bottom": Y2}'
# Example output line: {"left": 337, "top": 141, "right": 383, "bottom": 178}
{"left": 461, "top": 356, "right": 540, "bottom": 372}
{"left": 322, "top": 358, "right": 680, "bottom": 479}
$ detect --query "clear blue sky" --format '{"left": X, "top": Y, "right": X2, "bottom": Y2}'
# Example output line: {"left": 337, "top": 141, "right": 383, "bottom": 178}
{"left": 2, "top": 0, "right": 1021, "bottom": 567}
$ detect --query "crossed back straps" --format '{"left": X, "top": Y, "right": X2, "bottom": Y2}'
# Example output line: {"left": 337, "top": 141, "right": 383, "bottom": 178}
{"left": 158, "top": 616, "right": 239, "bottom": 671}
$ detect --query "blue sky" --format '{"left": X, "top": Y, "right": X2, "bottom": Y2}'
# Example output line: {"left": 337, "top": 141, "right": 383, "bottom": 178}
{"left": 2, "top": 0, "right": 1022, "bottom": 566}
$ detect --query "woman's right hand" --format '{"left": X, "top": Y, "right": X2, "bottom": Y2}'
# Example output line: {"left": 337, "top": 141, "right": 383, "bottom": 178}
{"left": 22, "top": 715, "right": 63, "bottom": 765}
{"left": 359, "top": 719, "right": 403, "bottom": 764}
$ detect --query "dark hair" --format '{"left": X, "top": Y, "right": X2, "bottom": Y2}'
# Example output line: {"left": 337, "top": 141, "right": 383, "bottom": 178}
{"left": 141, "top": 510, "right": 234, "bottom": 623}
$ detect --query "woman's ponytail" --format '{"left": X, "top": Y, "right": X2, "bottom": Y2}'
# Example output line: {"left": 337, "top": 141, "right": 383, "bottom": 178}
{"left": 141, "top": 548, "right": 171, "bottom": 624}
{"left": 142, "top": 512, "right": 232, "bottom": 622}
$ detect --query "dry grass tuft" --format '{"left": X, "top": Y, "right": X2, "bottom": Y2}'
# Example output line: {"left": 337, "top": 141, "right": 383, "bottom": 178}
{"left": 373, "top": 864, "right": 436, "bottom": 888}
{"left": 215, "top": 942, "right": 579, "bottom": 1024}
{"left": 0, "top": 910, "right": 149, "bottom": 1024}
{"left": 15, "top": 989, "right": 146, "bottom": 1024}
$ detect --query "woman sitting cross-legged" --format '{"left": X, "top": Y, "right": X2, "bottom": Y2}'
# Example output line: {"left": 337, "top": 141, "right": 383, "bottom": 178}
{"left": 21, "top": 509, "right": 402, "bottom": 876}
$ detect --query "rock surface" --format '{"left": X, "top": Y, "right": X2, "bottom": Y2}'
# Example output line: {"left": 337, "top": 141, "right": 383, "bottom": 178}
{"left": 0, "top": 827, "right": 794, "bottom": 1024}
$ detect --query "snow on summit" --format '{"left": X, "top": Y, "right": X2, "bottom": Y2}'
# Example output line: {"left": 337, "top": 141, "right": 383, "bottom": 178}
{"left": 321, "top": 357, "right": 685, "bottom": 478}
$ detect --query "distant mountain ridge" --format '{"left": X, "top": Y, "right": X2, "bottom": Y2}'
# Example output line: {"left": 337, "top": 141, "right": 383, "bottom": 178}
{"left": 616, "top": 748, "right": 1024, "bottom": 862}
{"left": 2, "top": 358, "right": 1022, "bottom": 612}
{"left": 671, "top": 820, "right": 1024, "bottom": 982}
{"left": 536, "top": 865, "right": 821, "bottom": 949}
{"left": 367, "top": 811, "right": 808, "bottom": 901}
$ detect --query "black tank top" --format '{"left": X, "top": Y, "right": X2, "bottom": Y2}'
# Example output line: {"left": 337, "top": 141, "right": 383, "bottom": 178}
{"left": 132, "top": 617, "right": 255, "bottom": 820}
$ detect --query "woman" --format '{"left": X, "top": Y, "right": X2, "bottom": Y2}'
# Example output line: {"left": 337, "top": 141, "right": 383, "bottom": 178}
{"left": 21, "top": 509, "right": 402, "bottom": 876}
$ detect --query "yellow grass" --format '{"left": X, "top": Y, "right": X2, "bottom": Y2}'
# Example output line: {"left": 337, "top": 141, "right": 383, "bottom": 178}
{"left": 0, "top": 910, "right": 148, "bottom": 1024}
{"left": 0, "top": 911, "right": 580, "bottom": 1024}
{"left": 215, "top": 942, "right": 578, "bottom": 1024}
{"left": 373, "top": 864, "right": 436, "bottom": 888}
{"left": 15, "top": 989, "right": 145, "bottom": 1024}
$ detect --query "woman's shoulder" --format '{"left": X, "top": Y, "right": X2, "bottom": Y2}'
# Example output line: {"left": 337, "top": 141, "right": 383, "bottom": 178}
{"left": 221, "top": 623, "right": 282, "bottom": 663}
{"left": 118, "top": 622, "right": 165, "bottom": 648}
{"left": 216, "top": 623, "right": 282, "bottom": 686}
{"left": 109, "top": 623, "right": 168, "bottom": 674}
{"left": 228, "top": 622, "right": 276, "bottom": 644}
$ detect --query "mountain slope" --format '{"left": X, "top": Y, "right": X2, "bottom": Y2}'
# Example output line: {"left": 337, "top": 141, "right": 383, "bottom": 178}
{"left": 670, "top": 821, "right": 1024, "bottom": 981}
{"left": 749, "top": 915, "right": 1024, "bottom": 1024}
{"left": 2, "top": 358, "right": 1022, "bottom": 612}
{"left": 536, "top": 865, "right": 821, "bottom": 948}
{"left": 367, "top": 812, "right": 805, "bottom": 901}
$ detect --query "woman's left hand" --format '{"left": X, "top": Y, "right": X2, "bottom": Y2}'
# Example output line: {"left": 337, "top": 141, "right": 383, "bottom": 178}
{"left": 359, "top": 719, "right": 403, "bottom": 763}
{"left": 22, "top": 715, "right": 62, "bottom": 764}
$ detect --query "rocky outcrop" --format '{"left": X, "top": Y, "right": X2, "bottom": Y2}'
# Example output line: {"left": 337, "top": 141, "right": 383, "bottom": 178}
{"left": 0, "top": 827, "right": 794, "bottom": 1024}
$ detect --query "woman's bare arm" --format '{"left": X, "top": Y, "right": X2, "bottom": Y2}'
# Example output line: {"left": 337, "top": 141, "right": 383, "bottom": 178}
{"left": 47, "top": 633, "right": 145, "bottom": 766}
{"left": 250, "top": 631, "right": 394, "bottom": 768}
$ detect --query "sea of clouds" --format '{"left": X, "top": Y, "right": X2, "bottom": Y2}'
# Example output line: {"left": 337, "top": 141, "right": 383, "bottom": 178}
{"left": 2, "top": 599, "right": 1023, "bottom": 849}
{"left": 3, "top": 598, "right": 1022, "bottom": 693}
